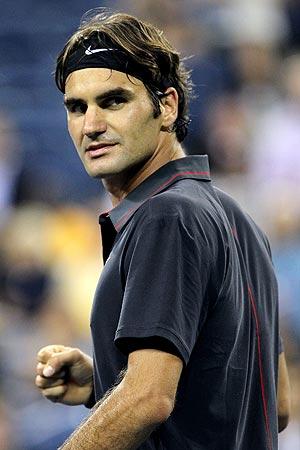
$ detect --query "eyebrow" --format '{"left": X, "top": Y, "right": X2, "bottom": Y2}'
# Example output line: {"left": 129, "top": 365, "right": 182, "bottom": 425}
{"left": 64, "top": 87, "right": 135, "bottom": 107}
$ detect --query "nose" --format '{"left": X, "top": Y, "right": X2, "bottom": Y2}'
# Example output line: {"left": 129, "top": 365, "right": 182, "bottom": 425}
{"left": 82, "top": 106, "right": 107, "bottom": 139}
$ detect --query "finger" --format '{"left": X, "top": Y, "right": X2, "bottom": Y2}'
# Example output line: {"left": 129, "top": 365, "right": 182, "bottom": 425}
{"left": 35, "top": 375, "right": 65, "bottom": 389}
{"left": 41, "top": 385, "right": 68, "bottom": 402}
{"left": 42, "top": 348, "right": 82, "bottom": 378}
{"left": 37, "top": 345, "right": 69, "bottom": 364}
{"left": 36, "top": 363, "right": 66, "bottom": 379}
{"left": 36, "top": 362, "right": 44, "bottom": 375}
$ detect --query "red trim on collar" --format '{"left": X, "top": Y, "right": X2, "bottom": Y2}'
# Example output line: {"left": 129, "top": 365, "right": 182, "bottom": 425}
{"left": 114, "top": 170, "right": 209, "bottom": 231}
{"left": 150, "top": 171, "right": 210, "bottom": 197}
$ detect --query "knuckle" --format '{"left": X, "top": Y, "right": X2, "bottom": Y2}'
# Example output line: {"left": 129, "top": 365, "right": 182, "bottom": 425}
{"left": 42, "top": 384, "right": 67, "bottom": 402}
{"left": 50, "top": 355, "right": 58, "bottom": 365}
{"left": 39, "top": 377, "right": 52, "bottom": 389}
{"left": 35, "top": 375, "right": 44, "bottom": 386}
{"left": 42, "top": 389, "right": 54, "bottom": 399}
{"left": 48, "top": 356, "right": 61, "bottom": 371}
{"left": 70, "top": 347, "right": 80, "bottom": 357}
{"left": 38, "top": 345, "right": 52, "bottom": 356}
{"left": 37, "top": 348, "right": 46, "bottom": 357}
{"left": 42, "top": 387, "right": 59, "bottom": 398}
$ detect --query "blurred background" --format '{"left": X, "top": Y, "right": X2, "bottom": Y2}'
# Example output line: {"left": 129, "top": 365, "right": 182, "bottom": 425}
{"left": 0, "top": 0, "right": 299, "bottom": 448}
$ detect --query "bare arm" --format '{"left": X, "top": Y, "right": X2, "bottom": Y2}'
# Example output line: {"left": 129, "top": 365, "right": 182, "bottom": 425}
{"left": 277, "top": 352, "right": 291, "bottom": 432}
{"left": 59, "top": 348, "right": 183, "bottom": 450}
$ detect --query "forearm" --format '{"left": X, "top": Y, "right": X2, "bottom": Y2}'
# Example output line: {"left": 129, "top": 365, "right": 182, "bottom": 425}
{"left": 277, "top": 353, "right": 291, "bottom": 432}
{"left": 59, "top": 382, "right": 165, "bottom": 450}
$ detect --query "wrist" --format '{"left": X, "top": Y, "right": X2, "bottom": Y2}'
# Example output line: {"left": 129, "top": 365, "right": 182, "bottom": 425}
{"left": 84, "top": 384, "right": 96, "bottom": 409}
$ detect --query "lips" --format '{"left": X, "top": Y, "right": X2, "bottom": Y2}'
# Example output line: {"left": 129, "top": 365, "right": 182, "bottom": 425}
{"left": 85, "top": 143, "right": 117, "bottom": 158}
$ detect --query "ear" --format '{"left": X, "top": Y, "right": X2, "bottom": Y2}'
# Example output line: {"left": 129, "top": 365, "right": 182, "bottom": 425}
{"left": 160, "top": 87, "right": 178, "bottom": 130}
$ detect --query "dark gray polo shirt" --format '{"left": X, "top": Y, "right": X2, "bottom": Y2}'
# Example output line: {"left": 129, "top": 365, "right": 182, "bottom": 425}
{"left": 90, "top": 155, "right": 280, "bottom": 450}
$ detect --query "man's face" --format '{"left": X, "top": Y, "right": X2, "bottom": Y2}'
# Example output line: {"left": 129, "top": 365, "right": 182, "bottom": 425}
{"left": 64, "top": 68, "right": 164, "bottom": 179}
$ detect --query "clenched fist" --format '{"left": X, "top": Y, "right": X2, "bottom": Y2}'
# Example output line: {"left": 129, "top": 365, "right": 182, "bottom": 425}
{"left": 35, "top": 345, "right": 93, "bottom": 406}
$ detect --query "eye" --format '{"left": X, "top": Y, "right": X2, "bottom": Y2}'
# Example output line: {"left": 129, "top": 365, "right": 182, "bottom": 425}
{"left": 101, "top": 96, "right": 127, "bottom": 109}
{"left": 66, "top": 101, "right": 87, "bottom": 114}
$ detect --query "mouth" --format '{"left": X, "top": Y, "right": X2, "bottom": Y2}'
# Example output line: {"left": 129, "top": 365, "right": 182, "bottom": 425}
{"left": 85, "top": 143, "right": 117, "bottom": 158}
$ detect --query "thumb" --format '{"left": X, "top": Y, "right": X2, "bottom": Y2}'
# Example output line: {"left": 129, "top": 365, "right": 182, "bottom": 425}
{"left": 43, "top": 364, "right": 57, "bottom": 377}
{"left": 42, "top": 348, "right": 81, "bottom": 378}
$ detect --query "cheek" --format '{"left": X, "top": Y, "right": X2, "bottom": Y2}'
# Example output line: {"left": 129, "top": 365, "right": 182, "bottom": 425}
{"left": 67, "top": 119, "right": 81, "bottom": 147}
{"left": 122, "top": 106, "right": 160, "bottom": 143}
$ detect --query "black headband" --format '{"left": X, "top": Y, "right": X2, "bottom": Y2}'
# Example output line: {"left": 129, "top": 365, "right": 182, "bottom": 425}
{"left": 60, "top": 32, "right": 165, "bottom": 93}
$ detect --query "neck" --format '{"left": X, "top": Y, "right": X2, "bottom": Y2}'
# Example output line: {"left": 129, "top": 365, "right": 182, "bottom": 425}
{"left": 102, "top": 138, "right": 185, "bottom": 207}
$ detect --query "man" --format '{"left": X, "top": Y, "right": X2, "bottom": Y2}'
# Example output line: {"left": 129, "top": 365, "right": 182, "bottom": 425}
{"left": 35, "top": 10, "right": 291, "bottom": 450}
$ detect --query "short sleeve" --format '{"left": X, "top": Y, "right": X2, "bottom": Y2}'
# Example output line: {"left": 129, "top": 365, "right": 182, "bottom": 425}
{"left": 114, "top": 212, "right": 211, "bottom": 365}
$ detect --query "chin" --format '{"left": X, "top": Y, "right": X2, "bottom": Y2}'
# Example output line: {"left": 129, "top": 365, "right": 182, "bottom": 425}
{"left": 84, "top": 157, "right": 146, "bottom": 179}
{"left": 85, "top": 164, "right": 121, "bottom": 179}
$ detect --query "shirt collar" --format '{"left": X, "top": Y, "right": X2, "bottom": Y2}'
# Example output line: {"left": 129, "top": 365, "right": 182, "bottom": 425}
{"left": 99, "top": 155, "right": 211, "bottom": 232}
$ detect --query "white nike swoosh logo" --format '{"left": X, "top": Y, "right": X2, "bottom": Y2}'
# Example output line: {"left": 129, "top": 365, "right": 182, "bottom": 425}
{"left": 85, "top": 46, "right": 116, "bottom": 55}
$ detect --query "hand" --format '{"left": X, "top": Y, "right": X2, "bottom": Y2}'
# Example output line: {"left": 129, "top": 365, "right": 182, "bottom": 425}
{"left": 35, "top": 345, "right": 93, "bottom": 406}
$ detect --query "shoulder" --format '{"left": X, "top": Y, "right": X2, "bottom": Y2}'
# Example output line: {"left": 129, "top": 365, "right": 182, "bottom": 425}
{"left": 128, "top": 181, "right": 225, "bottom": 255}
{"left": 214, "top": 187, "right": 272, "bottom": 253}
{"left": 137, "top": 179, "right": 216, "bottom": 224}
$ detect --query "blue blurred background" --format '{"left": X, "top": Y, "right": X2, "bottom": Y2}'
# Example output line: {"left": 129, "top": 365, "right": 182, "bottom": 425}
{"left": 0, "top": 1, "right": 299, "bottom": 448}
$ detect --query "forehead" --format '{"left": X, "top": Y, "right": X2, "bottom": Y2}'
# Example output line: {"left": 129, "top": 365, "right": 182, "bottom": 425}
{"left": 65, "top": 67, "right": 146, "bottom": 98}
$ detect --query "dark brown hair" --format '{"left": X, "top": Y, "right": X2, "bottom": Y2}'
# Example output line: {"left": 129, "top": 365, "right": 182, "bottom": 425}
{"left": 55, "top": 10, "right": 193, "bottom": 142}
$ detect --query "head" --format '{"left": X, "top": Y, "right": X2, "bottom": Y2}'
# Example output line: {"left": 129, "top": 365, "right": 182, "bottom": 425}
{"left": 56, "top": 10, "right": 193, "bottom": 141}
{"left": 55, "top": 10, "right": 193, "bottom": 180}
